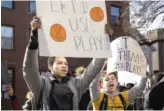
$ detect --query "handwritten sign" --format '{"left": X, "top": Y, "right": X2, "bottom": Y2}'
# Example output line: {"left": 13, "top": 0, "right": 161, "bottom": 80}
{"left": 107, "top": 36, "right": 147, "bottom": 77}
{"left": 36, "top": 1, "right": 111, "bottom": 58}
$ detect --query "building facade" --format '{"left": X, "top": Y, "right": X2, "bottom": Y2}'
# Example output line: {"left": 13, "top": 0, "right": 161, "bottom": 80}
{"left": 1, "top": 1, "right": 129, "bottom": 109}
{"left": 148, "top": 29, "right": 164, "bottom": 73}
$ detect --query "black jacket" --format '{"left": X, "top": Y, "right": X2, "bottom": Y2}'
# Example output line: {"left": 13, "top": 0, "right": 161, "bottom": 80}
{"left": 144, "top": 79, "right": 164, "bottom": 110}
{"left": 22, "top": 99, "right": 32, "bottom": 110}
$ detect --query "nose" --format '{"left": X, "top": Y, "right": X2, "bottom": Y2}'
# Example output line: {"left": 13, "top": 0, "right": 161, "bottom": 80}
{"left": 109, "top": 79, "right": 113, "bottom": 83}
{"left": 62, "top": 63, "right": 67, "bottom": 68}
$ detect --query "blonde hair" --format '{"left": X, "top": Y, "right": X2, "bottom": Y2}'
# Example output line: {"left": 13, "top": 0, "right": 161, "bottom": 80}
{"left": 75, "top": 66, "right": 86, "bottom": 76}
{"left": 100, "top": 71, "right": 118, "bottom": 83}
{"left": 26, "top": 91, "right": 33, "bottom": 99}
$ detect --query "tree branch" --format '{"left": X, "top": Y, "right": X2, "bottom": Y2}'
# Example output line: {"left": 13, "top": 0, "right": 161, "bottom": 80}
{"left": 139, "top": 39, "right": 164, "bottom": 46}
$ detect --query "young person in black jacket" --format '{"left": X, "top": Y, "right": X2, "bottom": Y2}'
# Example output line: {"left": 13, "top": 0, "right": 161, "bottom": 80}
{"left": 144, "top": 72, "right": 164, "bottom": 110}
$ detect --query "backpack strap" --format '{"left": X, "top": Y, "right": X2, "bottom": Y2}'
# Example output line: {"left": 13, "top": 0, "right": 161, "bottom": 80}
{"left": 89, "top": 93, "right": 126, "bottom": 110}
{"left": 99, "top": 94, "right": 108, "bottom": 110}
{"left": 118, "top": 93, "right": 126, "bottom": 110}
{"left": 87, "top": 101, "right": 93, "bottom": 110}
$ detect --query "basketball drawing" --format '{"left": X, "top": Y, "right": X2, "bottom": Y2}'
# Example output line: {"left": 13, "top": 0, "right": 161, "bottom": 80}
{"left": 50, "top": 24, "right": 66, "bottom": 42}
{"left": 90, "top": 7, "right": 104, "bottom": 22}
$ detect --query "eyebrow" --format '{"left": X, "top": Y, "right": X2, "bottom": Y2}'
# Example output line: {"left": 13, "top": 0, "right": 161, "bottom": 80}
{"left": 111, "top": 77, "right": 116, "bottom": 79}
{"left": 57, "top": 61, "right": 62, "bottom": 62}
{"left": 57, "top": 61, "right": 68, "bottom": 63}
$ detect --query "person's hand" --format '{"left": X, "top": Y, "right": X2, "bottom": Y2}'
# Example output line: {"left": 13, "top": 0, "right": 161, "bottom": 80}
{"left": 7, "top": 85, "right": 14, "bottom": 96}
{"left": 31, "top": 16, "right": 41, "bottom": 31}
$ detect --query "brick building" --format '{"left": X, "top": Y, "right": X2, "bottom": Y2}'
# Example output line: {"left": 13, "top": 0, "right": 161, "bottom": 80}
{"left": 1, "top": 1, "right": 129, "bottom": 109}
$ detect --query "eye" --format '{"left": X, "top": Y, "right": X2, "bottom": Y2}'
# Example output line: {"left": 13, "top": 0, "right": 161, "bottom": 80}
{"left": 112, "top": 77, "right": 117, "bottom": 81}
{"left": 57, "top": 61, "right": 62, "bottom": 64}
{"left": 105, "top": 78, "right": 109, "bottom": 81}
{"left": 65, "top": 62, "right": 68, "bottom": 66}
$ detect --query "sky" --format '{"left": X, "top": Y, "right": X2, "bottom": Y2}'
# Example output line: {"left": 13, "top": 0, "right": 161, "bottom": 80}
{"left": 147, "top": 13, "right": 164, "bottom": 31}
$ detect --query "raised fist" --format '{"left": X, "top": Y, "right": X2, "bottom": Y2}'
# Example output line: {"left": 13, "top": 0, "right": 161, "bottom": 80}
{"left": 31, "top": 16, "right": 42, "bottom": 30}
{"left": 7, "top": 85, "right": 14, "bottom": 96}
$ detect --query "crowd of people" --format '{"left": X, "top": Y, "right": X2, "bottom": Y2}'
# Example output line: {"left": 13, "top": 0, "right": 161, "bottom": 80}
{"left": 7, "top": 70, "right": 164, "bottom": 110}
{"left": 5, "top": 17, "right": 164, "bottom": 110}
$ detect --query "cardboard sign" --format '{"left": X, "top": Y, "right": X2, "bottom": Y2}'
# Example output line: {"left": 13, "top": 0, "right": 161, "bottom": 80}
{"left": 118, "top": 71, "right": 142, "bottom": 85}
{"left": 36, "top": 1, "right": 111, "bottom": 58}
{"left": 107, "top": 36, "right": 147, "bottom": 77}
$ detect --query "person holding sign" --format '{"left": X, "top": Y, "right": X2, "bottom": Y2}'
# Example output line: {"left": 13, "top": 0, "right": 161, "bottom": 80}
{"left": 89, "top": 71, "right": 147, "bottom": 110}
{"left": 22, "top": 16, "right": 106, "bottom": 110}
{"left": 6, "top": 85, "right": 22, "bottom": 110}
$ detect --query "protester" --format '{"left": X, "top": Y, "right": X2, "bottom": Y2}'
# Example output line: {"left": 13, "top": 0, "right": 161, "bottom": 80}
{"left": 7, "top": 85, "right": 33, "bottom": 110}
{"left": 89, "top": 71, "right": 147, "bottom": 110}
{"left": 22, "top": 16, "right": 106, "bottom": 110}
{"left": 6, "top": 85, "right": 21, "bottom": 110}
{"left": 144, "top": 72, "right": 164, "bottom": 110}
{"left": 149, "top": 72, "right": 164, "bottom": 87}
{"left": 22, "top": 91, "right": 33, "bottom": 110}
{"left": 148, "top": 77, "right": 164, "bottom": 110}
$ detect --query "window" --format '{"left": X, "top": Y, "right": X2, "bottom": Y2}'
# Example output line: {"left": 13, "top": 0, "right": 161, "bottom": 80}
{"left": 1, "top": 61, "right": 15, "bottom": 99}
{"left": 1, "top": 26, "right": 14, "bottom": 50}
{"left": 8, "top": 69, "right": 14, "bottom": 87}
{"left": 1, "top": 0, "right": 14, "bottom": 9}
{"left": 29, "top": 0, "right": 36, "bottom": 13}
{"left": 111, "top": 6, "right": 120, "bottom": 24}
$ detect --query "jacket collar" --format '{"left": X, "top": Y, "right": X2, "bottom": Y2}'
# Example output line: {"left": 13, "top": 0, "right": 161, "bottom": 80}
{"left": 101, "top": 89, "right": 120, "bottom": 96}
{"left": 45, "top": 71, "right": 70, "bottom": 82}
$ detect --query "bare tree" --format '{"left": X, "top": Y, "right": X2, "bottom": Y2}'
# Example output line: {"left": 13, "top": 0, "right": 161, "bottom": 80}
{"left": 131, "top": 1, "right": 164, "bottom": 28}
{"left": 120, "top": 0, "right": 164, "bottom": 46}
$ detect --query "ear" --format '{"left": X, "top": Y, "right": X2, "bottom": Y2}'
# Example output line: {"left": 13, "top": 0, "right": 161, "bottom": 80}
{"left": 100, "top": 81, "right": 105, "bottom": 89}
{"left": 48, "top": 65, "right": 52, "bottom": 71}
{"left": 48, "top": 65, "right": 54, "bottom": 74}
{"left": 99, "top": 82, "right": 103, "bottom": 89}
